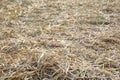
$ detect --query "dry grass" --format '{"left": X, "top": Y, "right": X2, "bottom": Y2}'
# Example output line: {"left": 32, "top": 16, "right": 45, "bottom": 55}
{"left": 0, "top": 0, "right": 120, "bottom": 80}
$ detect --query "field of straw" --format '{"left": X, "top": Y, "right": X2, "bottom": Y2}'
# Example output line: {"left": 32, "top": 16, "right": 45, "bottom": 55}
{"left": 0, "top": 0, "right": 120, "bottom": 80}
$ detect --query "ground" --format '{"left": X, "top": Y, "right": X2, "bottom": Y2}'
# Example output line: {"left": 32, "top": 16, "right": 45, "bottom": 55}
{"left": 0, "top": 0, "right": 120, "bottom": 80}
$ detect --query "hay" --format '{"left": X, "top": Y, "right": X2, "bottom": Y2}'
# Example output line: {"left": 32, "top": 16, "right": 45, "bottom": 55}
{"left": 0, "top": 0, "right": 120, "bottom": 80}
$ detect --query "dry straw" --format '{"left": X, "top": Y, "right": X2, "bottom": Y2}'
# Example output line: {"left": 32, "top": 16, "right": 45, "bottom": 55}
{"left": 0, "top": 0, "right": 120, "bottom": 80}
